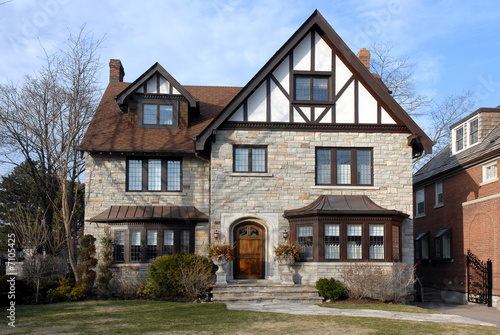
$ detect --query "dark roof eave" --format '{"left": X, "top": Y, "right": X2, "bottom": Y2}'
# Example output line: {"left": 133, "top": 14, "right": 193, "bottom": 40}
{"left": 76, "top": 147, "right": 196, "bottom": 155}
{"left": 283, "top": 210, "right": 409, "bottom": 219}
{"left": 87, "top": 217, "right": 208, "bottom": 223}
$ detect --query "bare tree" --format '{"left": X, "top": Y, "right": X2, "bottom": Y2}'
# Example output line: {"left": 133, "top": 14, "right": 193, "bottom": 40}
{"left": 370, "top": 41, "right": 431, "bottom": 116}
{"left": 0, "top": 26, "right": 103, "bottom": 280}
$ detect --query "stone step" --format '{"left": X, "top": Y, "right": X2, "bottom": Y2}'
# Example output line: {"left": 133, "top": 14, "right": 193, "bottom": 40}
{"left": 211, "top": 282, "right": 323, "bottom": 304}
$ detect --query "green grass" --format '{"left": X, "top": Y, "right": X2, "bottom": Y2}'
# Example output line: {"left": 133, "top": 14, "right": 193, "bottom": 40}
{"left": 3, "top": 300, "right": 497, "bottom": 335}
{"left": 319, "top": 302, "right": 443, "bottom": 314}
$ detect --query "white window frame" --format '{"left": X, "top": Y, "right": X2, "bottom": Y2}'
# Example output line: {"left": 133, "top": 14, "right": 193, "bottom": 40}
{"left": 482, "top": 159, "right": 498, "bottom": 184}
{"left": 451, "top": 116, "right": 480, "bottom": 154}
{"left": 416, "top": 188, "right": 425, "bottom": 217}
{"left": 435, "top": 181, "right": 443, "bottom": 207}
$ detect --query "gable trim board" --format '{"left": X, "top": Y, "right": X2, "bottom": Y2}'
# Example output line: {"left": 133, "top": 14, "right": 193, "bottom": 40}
{"left": 115, "top": 62, "right": 198, "bottom": 108}
{"left": 194, "top": 10, "right": 432, "bottom": 154}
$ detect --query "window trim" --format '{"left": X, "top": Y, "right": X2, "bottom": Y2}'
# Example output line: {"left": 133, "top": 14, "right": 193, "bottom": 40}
{"left": 482, "top": 160, "right": 498, "bottom": 184}
{"left": 233, "top": 145, "right": 268, "bottom": 173}
{"left": 126, "top": 157, "right": 182, "bottom": 192}
{"left": 415, "top": 188, "right": 425, "bottom": 218}
{"left": 415, "top": 231, "right": 430, "bottom": 262}
{"left": 315, "top": 147, "right": 373, "bottom": 186}
{"left": 293, "top": 74, "right": 331, "bottom": 102}
{"left": 291, "top": 219, "right": 400, "bottom": 262}
{"left": 137, "top": 98, "right": 179, "bottom": 129}
{"left": 434, "top": 181, "right": 443, "bottom": 207}
{"left": 469, "top": 117, "right": 479, "bottom": 145}
{"left": 112, "top": 224, "right": 196, "bottom": 264}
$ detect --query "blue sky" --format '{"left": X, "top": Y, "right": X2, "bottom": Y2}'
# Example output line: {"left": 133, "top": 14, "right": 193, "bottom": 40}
{"left": 0, "top": 1, "right": 499, "bottom": 144}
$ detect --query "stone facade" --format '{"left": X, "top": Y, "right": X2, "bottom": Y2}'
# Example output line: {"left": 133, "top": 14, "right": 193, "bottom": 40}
{"left": 210, "top": 129, "right": 414, "bottom": 282}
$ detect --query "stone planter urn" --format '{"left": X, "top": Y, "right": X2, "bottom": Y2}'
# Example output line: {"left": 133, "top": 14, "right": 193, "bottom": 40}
{"left": 213, "top": 257, "right": 229, "bottom": 285}
{"left": 276, "top": 255, "right": 295, "bottom": 285}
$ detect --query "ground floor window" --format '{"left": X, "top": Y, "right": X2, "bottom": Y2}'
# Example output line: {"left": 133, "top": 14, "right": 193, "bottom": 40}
{"left": 112, "top": 224, "right": 195, "bottom": 263}
{"left": 292, "top": 221, "right": 400, "bottom": 262}
{"left": 435, "top": 228, "right": 452, "bottom": 260}
{"left": 415, "top": 231, "right": 430, "bottom": 262}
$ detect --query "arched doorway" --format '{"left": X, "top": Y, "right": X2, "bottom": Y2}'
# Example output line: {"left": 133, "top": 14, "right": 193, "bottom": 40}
{"left": 233, "top": 222, "right": 265, "bottom": 279}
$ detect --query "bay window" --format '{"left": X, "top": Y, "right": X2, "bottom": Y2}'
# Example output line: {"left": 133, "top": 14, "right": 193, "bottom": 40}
{"left": 347, "top": 224, "right": 362, "bottom": 259}
{"left": 297, "top": 225, "right": 313, "bottom": 260}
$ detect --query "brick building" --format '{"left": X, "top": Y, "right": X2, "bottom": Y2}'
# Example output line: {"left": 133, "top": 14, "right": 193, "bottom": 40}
{"left": 78, "top": 11, "right": 431, "bottom": 293}
{"left": 413, "top": 108, "right": 500, "bottom": 307}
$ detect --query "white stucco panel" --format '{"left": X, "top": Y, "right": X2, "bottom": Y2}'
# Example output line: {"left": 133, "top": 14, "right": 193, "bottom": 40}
{"left": 335, "top": 54, "right": 353, "bottom": 95}
{"left": 293, "top": 107, "right": 307, "bottom": 123}
{"left": 314, "top": 32, "right": 332, "bottom": 72}
{"left": 335, "top": 81, "right": 355, "bottom": 123}
{"left": 228, "top": 105, "right": 244, "bottom": 122}
{"left": 358, "top": 82, "right": 378, "bottom": 124}
{"left": 159, "top": 75, "right": 170, "bottom": 93}
{"left": 247, "top": 82, "right": 267, "bottom": 122}
{"left": 317, "top": 107, "right": 332, "bottom": 123}
{"left": 293, "top": 33, "right": 311, "bottom": 71}
{"left": 272, "top": 56, "right": 290, "bottom": 94}
{"left": 270, "top": 81, "right": 289, "bottom": 122}
{"left": 381, "top": 107, "right": 397, "bottom": 124}
{"left": 146, "top": 77, "right": 156, "bottom": 93}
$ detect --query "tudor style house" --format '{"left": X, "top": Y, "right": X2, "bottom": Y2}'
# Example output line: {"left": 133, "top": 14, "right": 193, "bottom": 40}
{"left": 79, "top": 11, "right": 431, "bottom": 290}
{"left": 413, "top": 108, "right": 499, "bottom": 307}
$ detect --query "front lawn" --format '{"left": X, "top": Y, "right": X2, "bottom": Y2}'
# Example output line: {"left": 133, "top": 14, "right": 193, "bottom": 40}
{"left": 4, "top": 300, "right": 497, "bottom": 334}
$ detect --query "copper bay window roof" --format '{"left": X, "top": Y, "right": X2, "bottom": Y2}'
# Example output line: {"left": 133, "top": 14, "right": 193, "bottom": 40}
{"left": 88, "top": 205, "right": 208, "bottom": 223}
{"left": 283, "top": 195, "right": 409, "bottom": 219}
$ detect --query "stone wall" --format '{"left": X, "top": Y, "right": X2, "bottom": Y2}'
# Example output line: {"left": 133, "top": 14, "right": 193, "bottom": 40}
{"left": 84, "top": 153, "right": 210, "bottom": 267}
{"left": 210, "top": 130, "right": 415, "bottom": 280}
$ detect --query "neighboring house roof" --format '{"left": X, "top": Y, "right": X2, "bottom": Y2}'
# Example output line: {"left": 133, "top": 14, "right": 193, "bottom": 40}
{"left": 283, "top": 195, "right": 409, "bottom": 219}
{"left": 78, "top": 82, "right": 241, "bottom": 153}
{"left": 194, "top": 10, "right": 432, "bottom": 154}
{"left": 414, "top": 121, "right": 500, "bottom": 186}
{"left": 88, "top": 205, "right": 209, "bottom": 223}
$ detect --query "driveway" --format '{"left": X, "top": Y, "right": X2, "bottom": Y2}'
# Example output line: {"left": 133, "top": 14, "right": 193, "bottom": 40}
{"left": 413, "top": 302, "right": 500, "bottom": 328}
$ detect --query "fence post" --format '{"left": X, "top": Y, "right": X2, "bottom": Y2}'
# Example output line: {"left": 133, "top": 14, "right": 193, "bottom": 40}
{"left": 487, "top": 260, "right": 492, "bottom": 308}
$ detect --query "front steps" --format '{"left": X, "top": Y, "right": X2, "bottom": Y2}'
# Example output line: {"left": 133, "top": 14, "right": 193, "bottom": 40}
{"left": 211, "top": 280, "right": 323, "bottom": 304}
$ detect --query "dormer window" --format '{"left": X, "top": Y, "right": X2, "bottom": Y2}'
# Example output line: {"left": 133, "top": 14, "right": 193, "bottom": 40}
{"left": 137, "top": 98, "right": 179, "bottom": 128}
{"left": 452, "top": 116, "right": 479, "bottom": 154}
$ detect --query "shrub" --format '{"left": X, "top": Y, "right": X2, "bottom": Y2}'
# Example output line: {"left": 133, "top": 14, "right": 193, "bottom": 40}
{"left": 47, "top": 277, "right": 86, "bottom": 303}
{"left": 142, "top": 254, "right": 214, "bottom": 299}
{"left": 0, "top": 275, "right": 34, "bottom": 306}
{"left": 341, "top": 263, "right": 415, "bottom": 302}
{"left": 97, "top": 233, "right": 115, "bottom": 299}
{"left": 316, "top": 278, "right": 348, "bottom": 301}
{"left": 77, "top": 234, "right": 97, "bottom": 295}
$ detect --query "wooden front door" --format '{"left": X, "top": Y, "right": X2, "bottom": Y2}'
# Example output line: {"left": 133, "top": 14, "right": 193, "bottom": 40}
{"left": 234, "top": 223, "right": 264, "bottom": 279}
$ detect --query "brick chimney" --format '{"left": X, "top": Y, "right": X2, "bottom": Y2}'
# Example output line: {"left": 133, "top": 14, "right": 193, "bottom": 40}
{"left": 109, "top": 59, "right": 125, "bottom": 82}
{"left": 357, "top": 48, "right": 370, "bottom": 70}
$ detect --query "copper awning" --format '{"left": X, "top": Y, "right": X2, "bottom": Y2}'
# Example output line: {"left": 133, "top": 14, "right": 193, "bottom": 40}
{"left": 88, "top": 206, "right": 208, "bottom": 223}
{"left": 283, "top": 195, "right": 409, "bottom": 219}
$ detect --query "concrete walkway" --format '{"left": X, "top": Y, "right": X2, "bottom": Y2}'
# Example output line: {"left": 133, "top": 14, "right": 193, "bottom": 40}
{"left": 225, "top": 302, "right": 497, "bottom": 327}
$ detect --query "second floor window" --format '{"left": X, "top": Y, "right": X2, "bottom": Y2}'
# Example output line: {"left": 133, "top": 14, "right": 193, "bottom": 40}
{"left": 127, "top": 158, "right": 181, "bottom": 192}
{"left": 316, "top": 148, "right": 373, "bottom": 186}
{"left": 295, "top": 76, "right": 329, "bottom": 101}
{"left": 233, "top": 146, "right": 267, "bottom": 173}
{"left": 416, "top": 188, "right": 425, "bottom": 217}
{"left": 435, "top": 181, "right": 443, "bottom": 206}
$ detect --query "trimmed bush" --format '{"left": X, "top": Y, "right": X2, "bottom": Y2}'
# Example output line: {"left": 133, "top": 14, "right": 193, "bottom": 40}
{"left": 316, "top": 278, "right": 348, "bottom": 301}
{"left": 142, "top": 254, "right": 214, "bottom": 299}
{"left": 47, "top": 277, "right": 86, "bottom": 303}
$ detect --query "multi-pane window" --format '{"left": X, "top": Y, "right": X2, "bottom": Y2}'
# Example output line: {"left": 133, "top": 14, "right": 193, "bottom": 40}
{"left": 324, "top": 224, "right": 340, "bottom": 259}
{"left": 180, "top": 230, "right": 190, "bottom": 254}
{"left": 114, "top": 231, "right": 125, "bottom": 263}
{"left": 233, "top": 146, "right": 267, "bottom": 173}
{"left": 369, "top": 225, "right": 384, "bottom": 259}
{"left": 416, "top": 188, "right": 425, "bottom": 217}
{"left": 131, "top": 231, "right": 142, "bottom": 262}
{"left": 295, "top": 76, "right": 329, "bottom": 101}
{"left": 143, "top": 104, "right": 174, "bottom": 125}
{"left": 316, "top": 148, "right": 372, "bottom": 186}
{"left": 347, "top": 224, "right": 362, "bottom": 259}
{"left": 469, "top": 118, "right": 479, "bottom": 145}
{"left": 127, "top": 158, "right": 182, "bottom": 192}
{"left": 435, "top": 181, "right": 443, "bottom": 206}
{"left": 483, "top": 161, "right": 498, "bottom": 183}
{"left": 455, "top": 126, "right": 464, "bottom": 151}
{"left": 147, "top": 230, "right": 158, "bottom": 262}
{"left": 297, "top": 225, "right": 313, "bottom": 260}
{"left": 163, "top": 230, "right": 174, "bottom": 255}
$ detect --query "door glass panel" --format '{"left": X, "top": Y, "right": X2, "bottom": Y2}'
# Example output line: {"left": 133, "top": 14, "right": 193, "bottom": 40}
{"left": 250, "top": 228, "right": 259, "bottom": 236}
{"left": 239, "top": 228, "right": 248, "bottom": 236}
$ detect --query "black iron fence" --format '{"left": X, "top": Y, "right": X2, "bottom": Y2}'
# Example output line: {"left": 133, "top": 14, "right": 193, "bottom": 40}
{"left": 467, "top": 249, "right": 492, "bottom": 307}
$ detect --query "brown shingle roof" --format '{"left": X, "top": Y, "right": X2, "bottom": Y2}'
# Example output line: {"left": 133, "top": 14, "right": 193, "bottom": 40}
{"left": 78, "top": 82, "right": 241, "bottom": 153}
